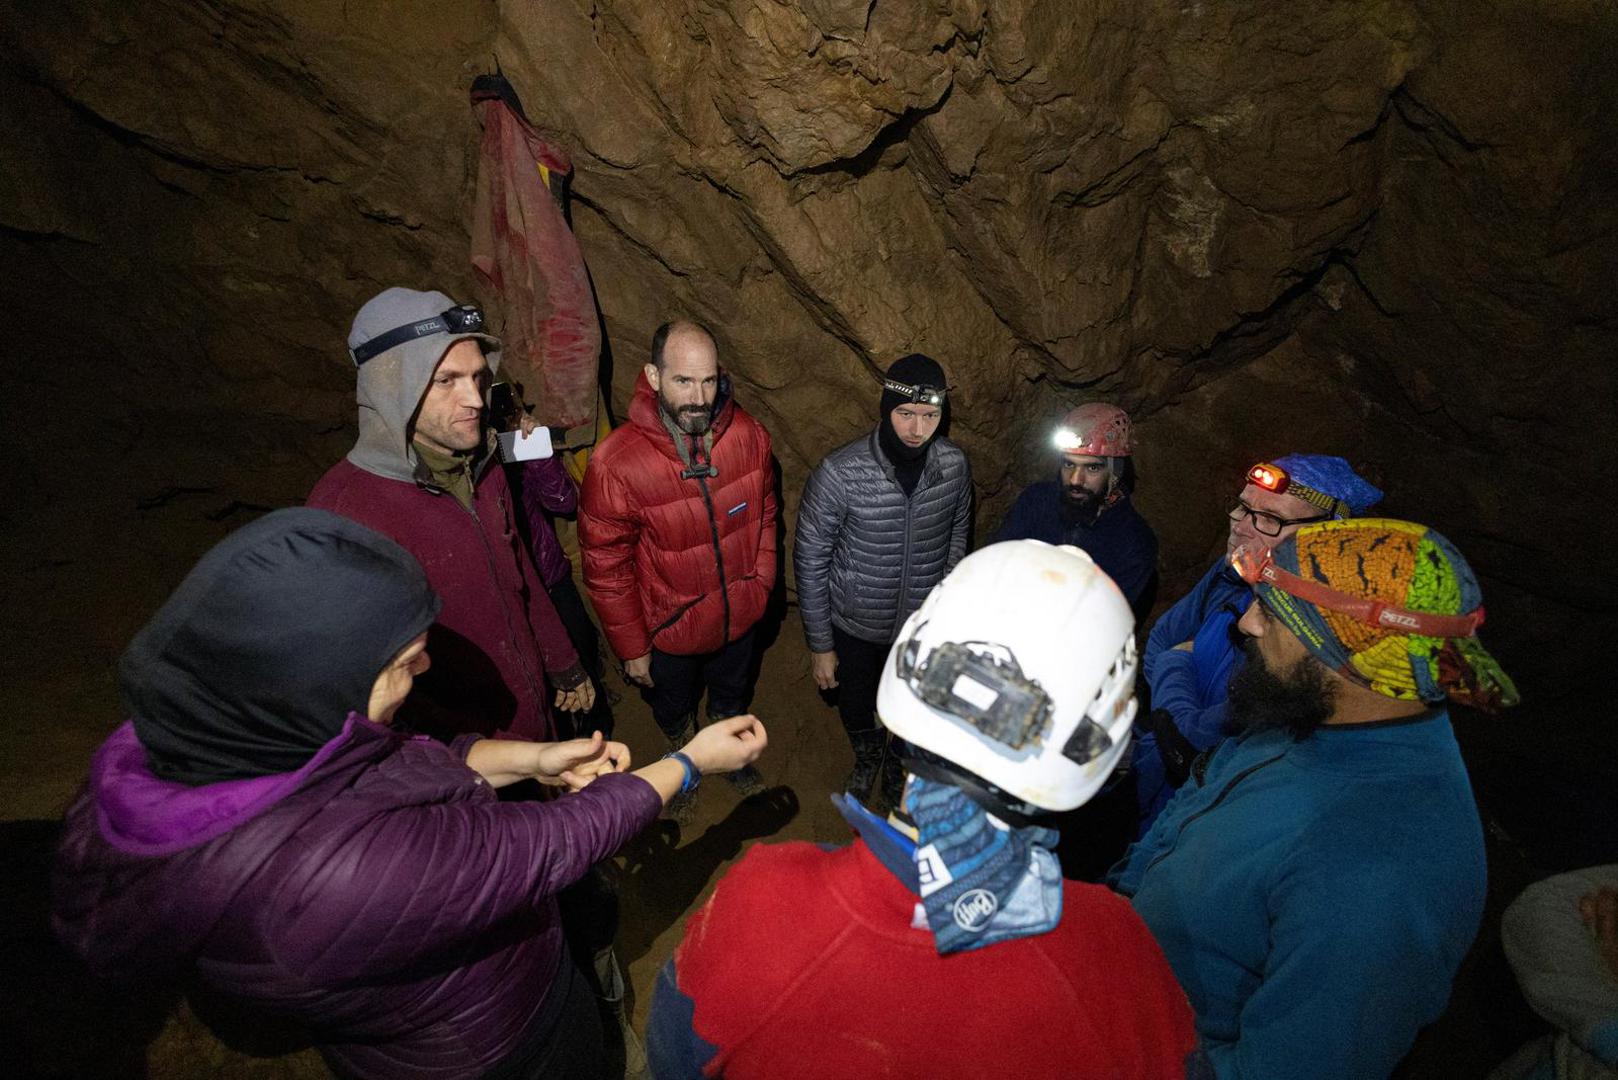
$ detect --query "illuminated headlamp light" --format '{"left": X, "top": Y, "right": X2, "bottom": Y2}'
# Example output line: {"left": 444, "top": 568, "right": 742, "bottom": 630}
{"left": 1246, "top": 461, "right": 1345, "bottom": 518}
{"left": 883, "top": 378, "right": 947, "bottom": 408}
{"left": 1053, "top": 427, "right": 1083, "bottom": 452}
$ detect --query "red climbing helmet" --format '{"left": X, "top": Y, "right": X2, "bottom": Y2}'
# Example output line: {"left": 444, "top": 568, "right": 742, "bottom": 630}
{"left": 1053, "top": 403, "right": 1133, "bottom": 457}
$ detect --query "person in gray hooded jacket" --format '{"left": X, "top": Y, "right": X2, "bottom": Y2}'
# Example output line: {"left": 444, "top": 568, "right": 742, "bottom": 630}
{"left": 792, "top": 354, "right": 972, "bottom": 807}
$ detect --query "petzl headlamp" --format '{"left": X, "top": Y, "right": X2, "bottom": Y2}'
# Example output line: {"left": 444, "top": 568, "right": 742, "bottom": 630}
{"left": 1230, "top": 545, "right": 1486, "bottom": 638}
{"left": 350, "top": 305, "right": 487, "bottom": 366}
{"left": 883, "top": 378, "right": 948, "bottom": 408}
{"left": 1246, "top": 461, "right": 1346, "bottom": 518}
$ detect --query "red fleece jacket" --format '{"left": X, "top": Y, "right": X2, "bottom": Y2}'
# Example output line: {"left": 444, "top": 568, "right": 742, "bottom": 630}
{"left": 664, "top": 839, "right": 1201, "bottom": 1079}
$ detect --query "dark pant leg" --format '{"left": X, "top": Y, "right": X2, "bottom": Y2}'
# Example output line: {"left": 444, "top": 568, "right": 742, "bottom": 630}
{"left": 699, "top": 628, "right": 758, "bottom": 719}
{"left": 831, "top": 626, "right": 890, "bottom": 737}
{"left": 546, "top": 575, "right": 616, "bottom": 739}
{"left": 646, "top": 648, "right": 704, "bottom": 741}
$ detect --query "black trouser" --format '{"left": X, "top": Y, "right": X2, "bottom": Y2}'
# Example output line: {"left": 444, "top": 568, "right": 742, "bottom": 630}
{"left": 646, "top": 628, "right": 756, "bottom": 740}
{"left": 832, "top": 626, "right": 890, "bottom": 737}
{"left": 547, "top": 574, "right": 616, "bottom": 740}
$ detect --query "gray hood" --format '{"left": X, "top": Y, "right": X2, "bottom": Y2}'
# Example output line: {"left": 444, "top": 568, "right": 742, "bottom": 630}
{"left": 346, "top": 287, "right": 503, "bottom": 483}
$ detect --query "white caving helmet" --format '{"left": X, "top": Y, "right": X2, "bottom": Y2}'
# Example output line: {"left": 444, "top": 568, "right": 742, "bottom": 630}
{"left": 877, "top": 540, "right": 1138, "bottom": 813}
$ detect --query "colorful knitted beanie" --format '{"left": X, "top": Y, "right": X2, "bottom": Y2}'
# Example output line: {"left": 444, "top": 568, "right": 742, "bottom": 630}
{"left": 1256, "top": 518, "right": 1518, "bottom": 712}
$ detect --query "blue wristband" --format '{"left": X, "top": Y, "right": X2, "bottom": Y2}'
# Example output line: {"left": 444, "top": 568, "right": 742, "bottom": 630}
{"left": 663, "top": 750, "right": 701, "bottom": 794}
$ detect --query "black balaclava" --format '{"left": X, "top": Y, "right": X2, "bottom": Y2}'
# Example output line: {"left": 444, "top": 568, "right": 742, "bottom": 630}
{"left": 126, "top": 508, "right": 442, "bottom": 786}
{"left": 878, "top": 353, "right": 947, "bottom": 495}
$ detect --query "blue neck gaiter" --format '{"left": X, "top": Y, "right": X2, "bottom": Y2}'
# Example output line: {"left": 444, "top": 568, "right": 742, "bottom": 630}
{"left": 907, "top": 776, "right": 1064, "bottom": 955}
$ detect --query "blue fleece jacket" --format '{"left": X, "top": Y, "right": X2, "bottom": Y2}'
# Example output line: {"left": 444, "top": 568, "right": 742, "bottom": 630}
{"left": 992, "top": 481, "right": 1158, "bottom": 611}
{"left": 1111, "top": 711, "right": 1486, "bottom": 1080}
{"left": 1134, "top": 559, "right": 1252, "bottom": 832}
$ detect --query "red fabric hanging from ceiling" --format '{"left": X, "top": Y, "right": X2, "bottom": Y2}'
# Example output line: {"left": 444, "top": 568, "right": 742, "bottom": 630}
{"left": 470, "top": 78, "right": 601, "bottom": 431}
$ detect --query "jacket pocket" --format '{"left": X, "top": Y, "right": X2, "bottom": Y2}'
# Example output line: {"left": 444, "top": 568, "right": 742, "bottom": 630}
{"left": 651, "top": 593, "right": 705, "bottom": 636}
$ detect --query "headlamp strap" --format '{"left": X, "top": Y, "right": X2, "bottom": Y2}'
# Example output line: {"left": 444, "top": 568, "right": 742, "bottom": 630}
{"left": 1247, "top": 462, "right": 1345, "bottom": 518}
{"left": 1256, "top": 561, "right": 1485, "bottom": 637}
{"left": 351, "top": 306, "right": 485, "bottom": 366}
{"left": 882, "top": 378, "right": 948, "bottom": 405}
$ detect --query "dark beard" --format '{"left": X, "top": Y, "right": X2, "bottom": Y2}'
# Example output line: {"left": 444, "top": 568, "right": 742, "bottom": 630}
{"left": 1058, "top": 486, "right": 1101, "bottom": 526}
{"left": 659, "top": 393, "right": 711, "bottom": 435}
{"left": 1225, "top": 641, "right": 1337, "bottom": 741}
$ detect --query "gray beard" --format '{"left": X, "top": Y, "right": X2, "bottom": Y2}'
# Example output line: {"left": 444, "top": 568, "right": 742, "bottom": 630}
{"left": 660, "top": 396, "right": 711, "bottom": 435}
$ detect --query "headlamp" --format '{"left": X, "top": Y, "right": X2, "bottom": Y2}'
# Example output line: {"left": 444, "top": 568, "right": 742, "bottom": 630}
{"left": 883, "top": 378, "right": 947, "bottom": 408}
{"left": 1230, "top": 545, "right": 1486, "bottom": 638}
{"left": 1245, "top": 461, "right": 1345, "bottom": 518}
{"left": 1052, "top": 428, "right": 1083, "bottom": 453}
{"left": 894, "top": 635, "right": 1115, "bottom": 765}
{"left": 351, "top": 305, "right": 487, "bottom": 366}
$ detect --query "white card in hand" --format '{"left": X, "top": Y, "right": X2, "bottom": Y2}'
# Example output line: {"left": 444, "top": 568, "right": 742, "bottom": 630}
{"left": 497, "top": 427, "right": 554, "bottom": 462}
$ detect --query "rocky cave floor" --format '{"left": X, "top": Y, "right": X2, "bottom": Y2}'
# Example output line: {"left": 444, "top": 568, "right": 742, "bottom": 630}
{"left": 3, "top": 547, "right": 1607, "bottom": 1079}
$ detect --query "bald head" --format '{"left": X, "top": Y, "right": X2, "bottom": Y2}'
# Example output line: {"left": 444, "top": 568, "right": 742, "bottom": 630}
{"left": 650, "top": 320, "right": 717, "bottom": 371}
{"left": 647, "top": 319, "right": 720, "bottom": 434}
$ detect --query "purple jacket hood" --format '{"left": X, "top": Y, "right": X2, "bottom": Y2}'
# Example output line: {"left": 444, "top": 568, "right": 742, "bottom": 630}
{"left": 53, "top": 715, "right": 662, "bottom": 1079}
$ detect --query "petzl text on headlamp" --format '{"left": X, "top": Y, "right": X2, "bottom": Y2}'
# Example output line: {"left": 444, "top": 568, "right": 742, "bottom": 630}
{"left": 350, "top": 305, "right": 487, "bottom": 366}
{"left": 1229, "top": 544, "right": 1486, "bottom": 638}
{"left": 882, "top": 378, "right": 948, "bottom": 408}
{"left": 1245, "top": 461, "right": 1346, "bottom": 518}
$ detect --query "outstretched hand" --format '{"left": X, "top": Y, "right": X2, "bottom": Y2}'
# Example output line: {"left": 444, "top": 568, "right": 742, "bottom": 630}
{"left": 683, "top": 714, "right": 768, "bottom": 775}
{"left": 538, "top": 731, "right": 631, "bottom": 791}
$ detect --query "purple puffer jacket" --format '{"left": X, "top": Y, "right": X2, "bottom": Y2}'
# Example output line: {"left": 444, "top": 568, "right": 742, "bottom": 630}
{"left": 52, "top": 714, "right": 662, "bottom": 1079}
{"left": 519, "top": 455, "right": 578, "bottom": 590}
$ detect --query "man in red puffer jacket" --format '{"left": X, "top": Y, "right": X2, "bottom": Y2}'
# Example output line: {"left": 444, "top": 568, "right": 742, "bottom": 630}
{"left": 580, "top": 320, "right": 777, "bottom": 816}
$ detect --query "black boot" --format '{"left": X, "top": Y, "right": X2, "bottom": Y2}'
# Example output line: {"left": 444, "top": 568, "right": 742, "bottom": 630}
{"left": 662, "top": 713, "right": 698, "bottom": 825}
{"left": 844, "top": 729, "right": 886, "bottom": 803}
{"left": 709, "top": 711, "right": 765, "bottom": 796}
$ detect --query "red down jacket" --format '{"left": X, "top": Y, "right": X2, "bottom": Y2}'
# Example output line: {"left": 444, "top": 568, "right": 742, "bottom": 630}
{"left": 580, "top": 372, "right": 777, "bottom": 660}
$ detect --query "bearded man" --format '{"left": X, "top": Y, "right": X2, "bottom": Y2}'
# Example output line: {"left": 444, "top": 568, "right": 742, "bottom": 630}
{"left": 993, "top": 403, "right": 1157, "bottom": 615}
{"left": 579, "top": 320, "right": 778, "bottom": 819}
{"left": 1111, "top": 517, "right": 1519, "bottom": 1080}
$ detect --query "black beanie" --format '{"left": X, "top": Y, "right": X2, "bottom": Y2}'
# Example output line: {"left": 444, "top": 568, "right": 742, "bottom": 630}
{"left": 879, "top": 353, "right": 948, "bottom": 415}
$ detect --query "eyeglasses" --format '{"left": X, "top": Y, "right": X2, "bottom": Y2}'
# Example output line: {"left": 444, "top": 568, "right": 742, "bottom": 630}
{"left": 1229, "top": 544, "right": 1485, "bottom": 637}
{"left": 1228, "top": 498, "right": 1332, "bottom": 537}
{"left": 883, "top": 378, "right": 948, "bottom": 408}
{"left": 350, "top": 305, "right": 486, "bottom": 366}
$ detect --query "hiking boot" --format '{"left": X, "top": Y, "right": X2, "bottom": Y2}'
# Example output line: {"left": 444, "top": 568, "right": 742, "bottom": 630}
{"left": 724, "top": 764, "right": 765, "bottom": 797}
{"left": 664, "top": 789, "right": 697, "bottom": 826}
{"left": 844, "top": 729, "right": 886, "bottom": 802}
{"left": 706, "top": 711, "right": 764, "bottom": 795}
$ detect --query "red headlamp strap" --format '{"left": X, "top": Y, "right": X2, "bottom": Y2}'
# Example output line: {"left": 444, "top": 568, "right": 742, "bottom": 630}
{"left": 1249, "top": 559, "right": 1485, "bottom": 638}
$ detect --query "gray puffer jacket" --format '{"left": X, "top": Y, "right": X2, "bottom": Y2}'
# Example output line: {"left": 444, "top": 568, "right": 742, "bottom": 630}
{"left": 794, "top": 431, "right": 972, "bottom": 652}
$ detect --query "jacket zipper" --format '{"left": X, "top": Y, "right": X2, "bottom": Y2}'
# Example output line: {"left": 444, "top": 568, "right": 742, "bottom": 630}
{"left": 692, "top": 439, "right": 731, "bottom": 644}
{"left": 1142, "top": 750, "right": 1288, "bottom": 875}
